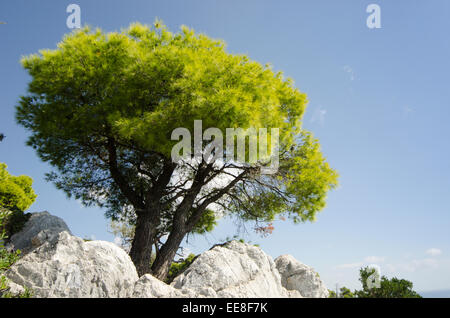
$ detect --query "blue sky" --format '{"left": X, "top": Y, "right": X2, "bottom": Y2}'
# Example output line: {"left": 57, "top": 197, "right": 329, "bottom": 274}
{"left": 1, "top": 0, "right": 449, "bottom": 294}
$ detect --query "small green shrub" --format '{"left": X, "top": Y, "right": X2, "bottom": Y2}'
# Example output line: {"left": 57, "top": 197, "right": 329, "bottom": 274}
{"left": 328, "top": 267, "right": 421, "bottom": 298}
{"left": 0, "top": 164, "right": 36, "bottom": 298}
{"left": 165, "top": 254, "right": 197, "bottom": 283}
{"left": 0, "top": 209, "right": 31, "bottom": 298}
{"left": 0, "top": 283, "right": 33, "bottom": 298}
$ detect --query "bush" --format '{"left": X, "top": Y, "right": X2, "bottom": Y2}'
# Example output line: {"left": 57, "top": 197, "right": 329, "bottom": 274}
{"left": 355, "top": 267, "right": 422, "bottom": 298}
{"left": 165, "top": 254, "right": 197, "bottom": 283}
{"left": 0, "top": 164, "right": 36, "bottom": 297}
{"left": 0, "top": 163, "right": 36, "bottom": 240}
{"left": 329, "top": 267, "right": 422, "bottom": 298}
{"left": 328, "top": 287, "right": 355, "bottom": 298}
{"left": 0, "top": 208, "right": 32, "bottom": 297}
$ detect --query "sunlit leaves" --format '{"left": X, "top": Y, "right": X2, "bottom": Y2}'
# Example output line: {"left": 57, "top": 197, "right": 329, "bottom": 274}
{"left": 15, "top": 21, "right": 338, "bottom": 236}
{"left": 0, "top": 164, "right": 37, "bottom": 212}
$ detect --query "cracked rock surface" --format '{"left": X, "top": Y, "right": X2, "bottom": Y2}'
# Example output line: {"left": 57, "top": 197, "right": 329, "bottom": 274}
{"left": 170, "top": 241, "right": 302, "bottom": 298}
{"left": 5, "top": 231, "right": 138, "bottom": 297}
{"left": 8, "top": 211, "right": 71, "bottom": 254}
{"left": 275, "top": 254, "right": 329, "bottom": 298}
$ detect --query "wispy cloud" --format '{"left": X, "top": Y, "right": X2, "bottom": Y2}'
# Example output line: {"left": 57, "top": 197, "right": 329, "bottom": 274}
{"left": 335, "top": 256, "right": 384, "bottom": 270}
{"left": 387, "top": 258, "right": 439, "bottom": 273}
{"left": 343, "top": 65, "right": 355, "bottom": 81}
{"left": 335, "top": 262, "right": 364, "bottom": 269}
{"left": 364, "top": 256, "right": 385, "bottom": 263}
{"left": 409, "top": 258, "right": 439, "bottom": 271}
{"left": 426, "top": 248, "right": 442, "bottom": 257}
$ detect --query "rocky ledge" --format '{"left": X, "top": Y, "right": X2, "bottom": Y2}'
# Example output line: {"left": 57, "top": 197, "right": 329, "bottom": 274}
{"left": 3, "top": 211, "right": 328, "bottom": 298}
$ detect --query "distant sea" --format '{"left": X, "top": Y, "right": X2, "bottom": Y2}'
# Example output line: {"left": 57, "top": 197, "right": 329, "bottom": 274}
{"left": 419, "top": 290, "right": 450, "bottom": 298}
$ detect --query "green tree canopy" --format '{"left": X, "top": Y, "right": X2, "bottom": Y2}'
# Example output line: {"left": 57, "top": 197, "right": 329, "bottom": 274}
{"left": 0, "top": 163, "right": 36, "bottom": 212}
{"left": 329, "top": 286, "right": 355, "bottom": 298}
{"left": 330, "top": 267, "right": 422, "bottom": 298}
{"left": 356, "top": 267, "right": 422, "bottom": 298}
{"left": 16, "top": 21, "right": 338, "bottom": 279}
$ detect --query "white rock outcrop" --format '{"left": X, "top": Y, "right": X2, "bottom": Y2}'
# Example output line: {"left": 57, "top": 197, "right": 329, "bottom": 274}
{"left": 4, "top": 211, "right": 328, "bottom": 298}
{"left": 275, "top": 254, "right": 329, "bottom": 298}
{"left": 170, "top": 241, "right": 301, "bottom": 298}
{"left": 8, "top": 211, "right": 71, "bottom": 253}
{"left": 5, "top": 231, "right": 138, "bottom": 297}
{"left": 132, "top": 274, "right": 204, "bottom": 298}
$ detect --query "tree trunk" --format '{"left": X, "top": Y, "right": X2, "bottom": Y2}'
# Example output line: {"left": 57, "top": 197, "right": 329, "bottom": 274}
{"left": 151, "top": 229, "right": 186, "bottom": 280}
{"left": 150, "top": 199, "right": 209, "bottom": 280}
{"left": 129, "top": 212, "right": 158, "bottom": 277}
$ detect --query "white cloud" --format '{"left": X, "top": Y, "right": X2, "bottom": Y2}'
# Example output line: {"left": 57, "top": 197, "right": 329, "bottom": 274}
{"left": 385, "top": 258, "right": 439, "bottom": 273}
{"left": 426, "top": 248, "right": 442, "bottom": 257}
{"left": 335, "top": 262, "right": 363, "bottom": 269}
{"left": 406, "top": 258, "right": 439, "bottom": 272}
{"left": 364, "top": 256, "right": 385, "bottom": 263}
{"left": 335, "top": 257, "right": 384, "bottom": 271}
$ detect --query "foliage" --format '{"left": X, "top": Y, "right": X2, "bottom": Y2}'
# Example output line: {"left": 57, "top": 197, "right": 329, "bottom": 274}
{"left": 0, "top": 164, "right": 36, "bottom": 297}
{"left": 109, "top": 219, "right": 136, "bottom": 251}
{"left": 165, "top": 253, "right": 197, "bottom": 283}
{"left": 0, "top": 210, "right": 21, "bottom": 271}
{"left": 16, "top": 21, "right": 338, "bottom": 278}
{"left": 191, "top": 209, "right": 218, "bottom": 235}
{"left": 0, "top": 164, "right": 35, "bottom": 239}
{"left": 328, "top": 287, "right": 355, "bottom": 298}
{"left": 236, "top": 238, "right": 260, "bottom": 247}
{"left": 355, "top": 266, "right": 422, "bottom": 298}
{"left": 0, "top": 163, "right": 37, "bottom": 212}
{"left": 3, "top": 209, "right": 31, "bottom": 239}
{"left": 1, "top": 285, "right": 33, "bottom": 298}
{"left": 339, "top": 287, "right": 355, "bottom": 298}
{"left": 0, "top": 244, "right": 20, "bottom": 273}
{"left": 329, "top": 267, "right": 422, "bottom": 298}
{"left": 0, "top": 209, "right": 32, "bottom": 298}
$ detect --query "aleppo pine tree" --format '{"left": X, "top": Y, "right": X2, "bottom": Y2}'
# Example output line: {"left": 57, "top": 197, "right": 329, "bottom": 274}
{"left": 16, "top": 22, "right": 338, "bottom": 279}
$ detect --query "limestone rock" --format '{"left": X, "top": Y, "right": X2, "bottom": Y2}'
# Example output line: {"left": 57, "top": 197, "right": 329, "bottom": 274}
{"left": 9, "top": 211, "right": 71, "bottom": 253}
{"left": 4, "top": 210, "right": 325, "bottom": 299}
{"left": 171, "top": 241, "right": 300, "bottom": 298}
{"left": 275, "top": 254, "right": 329, "bottom": 298}
{"left": 132, "top": 274, "right": 206, "bottom": 298}
{"left": 5, "top": 231, "right": 138, "bottom": 298}
{"left": 132, "top": 274, "right": 181, "bottom": 298}
{"left": 3, "top": 281, "right": 27, "bottom": 297}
